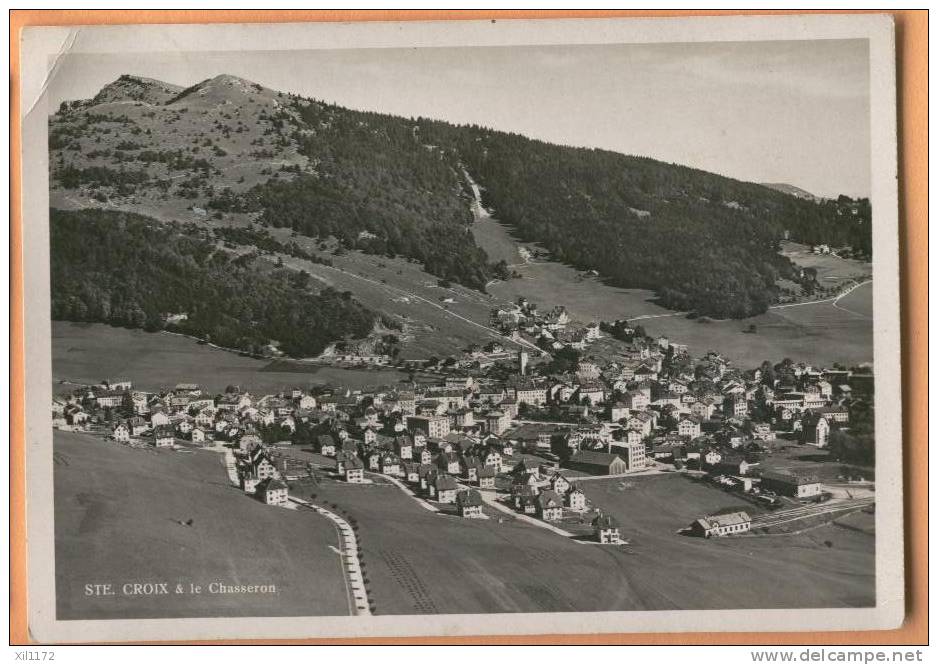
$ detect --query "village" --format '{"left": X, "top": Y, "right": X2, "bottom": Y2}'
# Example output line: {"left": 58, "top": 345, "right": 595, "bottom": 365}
{"left": 52, "top": 296, "right": 876, "bottom": 547}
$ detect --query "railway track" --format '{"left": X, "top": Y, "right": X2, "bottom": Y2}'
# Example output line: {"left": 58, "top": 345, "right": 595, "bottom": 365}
{"left": 750, "top": 497, "right": 874, "bottom": 529}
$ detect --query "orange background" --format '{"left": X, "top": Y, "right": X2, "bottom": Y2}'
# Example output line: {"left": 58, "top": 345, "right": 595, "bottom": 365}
{"left": 9, "top": 9, "right": 928, "bottom": 646}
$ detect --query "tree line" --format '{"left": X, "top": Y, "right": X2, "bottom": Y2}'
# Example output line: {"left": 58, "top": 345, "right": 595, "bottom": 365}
{"left": 50, "top": 208, "right": 376, "bottom": 358}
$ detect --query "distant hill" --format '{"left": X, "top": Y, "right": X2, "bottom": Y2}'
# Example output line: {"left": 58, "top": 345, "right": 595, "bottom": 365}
{"left": 49, "top": 73, "right": 871, "bottom": 322}
{"left": 760, "top": 182, "right": 821, "bottom": 202}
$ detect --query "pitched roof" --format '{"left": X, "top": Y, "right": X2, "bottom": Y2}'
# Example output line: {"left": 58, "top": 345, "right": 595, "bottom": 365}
{"left": 568, "top": 450, "right": 625, "bottom": 467}
{"left": 417, "top": 463, "right": 436, "bottom": 478}
{"left": 257, "top": 478, "right": 288, "bottom": 492}
{"left": 761, "top": 470, "right": 820, "bottom": 485}
{"left": 476, "top": 465, "right": 497, "bottom": 478}
{"left": 536, "top": 490, "right": 563, "bottom": 508}
{"left": 456, "top": 489, "right": 484, "bottom": 507}
{"left": 706, "top": 511, "right": 751, "bottom": 527}
{"left": 592, "top": 514, "right": 618, "bottom": 529}
{"left": 434, "top": 474, "right": 458, "bottom": 491}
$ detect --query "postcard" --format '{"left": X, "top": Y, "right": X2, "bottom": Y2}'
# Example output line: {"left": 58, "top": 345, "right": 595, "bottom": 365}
{"left": 19, "top": 13, "right": 902, "bottom": 642}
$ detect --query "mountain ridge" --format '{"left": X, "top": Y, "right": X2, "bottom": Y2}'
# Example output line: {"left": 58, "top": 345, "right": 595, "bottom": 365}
{"left": 50, "top": 73, "right": 872, "bottom": 321}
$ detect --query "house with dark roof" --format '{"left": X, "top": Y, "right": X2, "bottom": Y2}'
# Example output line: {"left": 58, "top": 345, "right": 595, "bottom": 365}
{"left": 511, "top": 485, "right": 539, "bottom": 514}
{"left": 401, "top": 461, "right": 421, "bottom": 484}
{"left": 152, "top": 425, "right": 175, "bottom": 448}
{"left": 380, "top": 453, "right": 401, "bottom": 477}
{"left": 593, "top": 514, "right": 621, "bottom": 544}
{"left": 456, "top": 489, "right": 485, "bottom": 518}
{"left": 563, "top": 450, "right": 629, "bottom": 475}
{"left": 483, "top": 448, "right": 503, "bottom": 472}
{"left": 800, "top": 411, "right": 831, "bottom": 448}
{"left": 317, "top": 434, "right": 337, "bottom": 456}
{"left": 476, "top": 464, "right": 497, "bottom": 489}
{"left": 760, "top": 470, "right": 821, "bottom": 498}
{"left": 344, "top": 456, "right": 365, "bottom": 484}
{"left": 334, "top": 452, "right": 351, "bottom": 475}
{"left": 436, "top": 451, "right": 461, "bottom": 475}
{"left": 255, "top": 478, "right": 289, "bottom": 506}
{"left": 714, "top": 455, "right": 755, "bottom": 477}
{"left": 567, "top": 486, "right": 587, "bottom": 511}
{"left": 418, "top": 465, "right": 438, "bottom": 493}
{"left": 550, "top": 472, "right": 571, "bottom": 496}
{"left": 434, "top": 474, "right": 458, "bottom": 504}
{"left": 393, "top": 434, "right": 413, "bottom": 460}
{"left": 512, "top": 458, "right": 541, "bottom": 479}
{"left": 460, "top": 454, "right": 482, "bottom": 481}
{"left": 536, "top": 490, "right": 564, "bottom": 521}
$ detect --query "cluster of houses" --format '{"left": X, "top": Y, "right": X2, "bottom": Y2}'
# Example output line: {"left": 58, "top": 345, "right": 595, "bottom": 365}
{"left": 327, "top": 430, "right": 491, "bottom": 518}
{"left": 490, "top": 298, "right": 603, "bottom": 353}
{"left": 52, "top": 299, "right": 870, "bottom": 542}
{"left": 53, "top": 380, "right": 312, "bottom": 450}
{"left": 506, "top": 457, "right": 588, "bottom": 521}
{"left": 519, "top": 334, "right": 864, "bottom": 497}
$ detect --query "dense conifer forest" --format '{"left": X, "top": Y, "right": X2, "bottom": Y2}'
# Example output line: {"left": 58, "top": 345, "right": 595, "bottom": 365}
{"left": 248, "top": 95, "right": 870, "bottom": 317}
{"left": 50, "top": 209, "right": 375, "bottom": 357}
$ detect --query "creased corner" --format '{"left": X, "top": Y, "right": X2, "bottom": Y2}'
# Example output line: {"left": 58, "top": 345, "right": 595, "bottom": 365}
{"left": 23, "top": 27, "right": 81, "bottom": 121}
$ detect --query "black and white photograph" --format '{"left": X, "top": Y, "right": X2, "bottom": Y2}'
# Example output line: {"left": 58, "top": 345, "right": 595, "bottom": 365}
{"left": 20, "top": 14, "right": 903, "bottom": 642}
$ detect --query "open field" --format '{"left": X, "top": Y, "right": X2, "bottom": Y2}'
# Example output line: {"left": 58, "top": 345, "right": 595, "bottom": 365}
{"left": 780, "top": 242, "right": 872, "bottom": 283}
{"left": 634, "top": 301, "right": 873, "bottom": 368}
{"left": 832, "top": 509, "right": 876, "bottom": 536}
{"left": 756, "top": 439, "right": 875, "bottom": 483}
{"left": 296, "top": 478, "right": 643, "bottom": 615}
{"left": 54, "top": 430, "right": 349, "bottom": 619}
{"left": 300, "top": 469, "right": 874, "bottom": 613}
{"left": 832, "top": 280, "right": 874, "bottom": 319}
{"left": 470, "top": 202, "right": 524, "bottom": 266}
{"left": 582, "top": 473, "right": 875, "bottom": 609}
{"left": 53, "top": 321, "right": 408, "bottom": 394}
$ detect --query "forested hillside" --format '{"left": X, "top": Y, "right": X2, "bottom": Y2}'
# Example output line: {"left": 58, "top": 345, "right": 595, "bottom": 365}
{"left": 49, "top": 74, "right": 871, "bottom": 320}
{"left": 418, "top": 123, "right": 871, "bottom": 317}
{"left": 50, "top": 209, "right": 375, "bottom": 357}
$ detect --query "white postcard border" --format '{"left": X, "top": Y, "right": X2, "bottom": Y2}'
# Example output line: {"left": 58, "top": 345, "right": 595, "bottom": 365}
{"left": 21, "top": 13, "right": 902, "bottom": 642}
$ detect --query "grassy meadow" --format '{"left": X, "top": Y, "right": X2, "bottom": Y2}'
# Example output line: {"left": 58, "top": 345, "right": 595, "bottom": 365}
{"left": 54, "top": 430, "right": 350, "bottom": 619}
{"left": 53, "top": 321, "right": 408, "bottom": 394}
{"left": 303, "top": 469, "right": 873, "bottom": 614}
{"left": 580, "top": 473, "right": 875, "bottom": 609}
